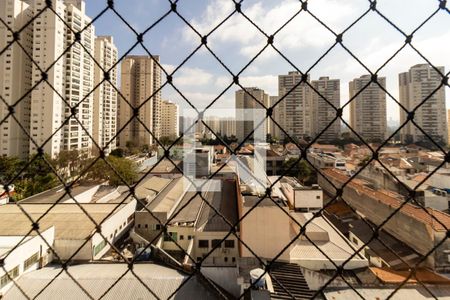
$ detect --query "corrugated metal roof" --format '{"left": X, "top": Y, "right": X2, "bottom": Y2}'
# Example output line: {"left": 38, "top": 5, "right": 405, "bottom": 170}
{"left": 324, "top": 287, "right": 450, "bottom": 300}
{"left": 0, "top": 203, "right": 132, "bottom": 239}
{"left": 4, "top": 264, "right": 220, "bottom": 299}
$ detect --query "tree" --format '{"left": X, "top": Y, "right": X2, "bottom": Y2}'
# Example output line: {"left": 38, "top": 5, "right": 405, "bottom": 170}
{"left": 159, "top": 136, "right": 174, "bottom": 146}
{"left": 85, "top": 156, "right": 138, "bottom": 186}
{"left": 0, "top": 156, "right": 24, "bottom": 182}
{"left": 282, "top": 158, "right": 317, "bottom": 185}
{"left": 13, "top": 155, "right": 59, "bottom": 200}
{"left": 110, "top": 148, "right": 125, "bottom": 158}
{"left": 53, "top": 150, "right": 80, "bottom": 178}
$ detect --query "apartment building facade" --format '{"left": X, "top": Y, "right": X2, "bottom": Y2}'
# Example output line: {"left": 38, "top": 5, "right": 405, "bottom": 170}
{"left": 93, "top": 36, "right": 118, "bottom": 154}
{"left": 349, "top": 75, "right": 387, "bottom": 142}
{"left": 160, "top": 100, "right": 179, "bottom": 138}
{"left": 0, "top": 0, "right": 99, "bottom": 158}
{"left": 310, "top": 77, "right": 341, "bottom": 142}
{"left": 0, "top": 0, "right": 34, "bottom": 158}
{"left": 219, "top": 117, "right": 236, "bottom": 137}
{"left": 399, "top": 64, "right": 447, "bottom": 145}
{"left": 235, "top": 87, "right": 270, "bottom": 142}
{"left": 118, "top": 55, "right": 162, "bottom": 147}
{"left": 278, "top": 72, "right": 311, "bottom": 140}
{"left": 62, "top": 0, "right": 95, "bottom": 153}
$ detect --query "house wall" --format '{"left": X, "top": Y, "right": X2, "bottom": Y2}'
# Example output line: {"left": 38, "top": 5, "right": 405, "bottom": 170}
{"left": 0, "top": 227, "right": 55, "bottom": 295}
{"left": 240, "top": 204, "right": 292, "bottom": 261}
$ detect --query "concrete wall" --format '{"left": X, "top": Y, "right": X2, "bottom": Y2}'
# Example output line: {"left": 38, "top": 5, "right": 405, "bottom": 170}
{"left": 0, "top": 227, "right": 55, "bottom": 295}
{"left": 358, "top": 166, "right": 408, "bottom": 195}
{"left": 55, "top": 239, "right": 92, "bottom": 261}
{"left": 194, "top": 231, "right": 239, "bottom": 266}
{"left": 162, "top": 226, "right": 194, "bottom": 252}
{"left": 294, "top": 189, "right": 323, "bottom": 211}
{"left": 241, "top": 204, "right": 292, "bottom": 261}
{"left": 135, "top": 210, "right": 166, "bottom": 243}
{"left": 91, "top": 199, "right": 137, "bottom": 259}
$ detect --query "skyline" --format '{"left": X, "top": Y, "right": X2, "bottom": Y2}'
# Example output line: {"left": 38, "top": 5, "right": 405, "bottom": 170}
{"left": 86, "top": 0, "right": 450, "bottom": 124}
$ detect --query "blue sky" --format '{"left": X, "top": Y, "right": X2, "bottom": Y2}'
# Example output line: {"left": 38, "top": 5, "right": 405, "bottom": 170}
{"left": 86, "top": 0, "right": 449, "bottom": 126}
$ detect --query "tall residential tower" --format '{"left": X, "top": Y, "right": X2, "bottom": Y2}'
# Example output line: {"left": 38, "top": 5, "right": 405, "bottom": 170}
{"left": 161, "top": 100, "right": 179, "bottom": 138}
{"left": 0, "top": 0, "right": 33, "bottom": 158}
{"left": 118, "top": 55, "right": 162, "bottom": 147}
{"left": 278, "top": 71, "right": 311, "bottom": 140}
{"left": 235, "top": 87, "right": 270, "bottom": 142}
{"left": 310, "top": 77, "right": 341, "bottom": 142}
{"left": 349, "top": 75, "right": 387, "bottom": 142}
{"left": 399, "top": 64, "right": 447, "bottom": 144}
{"left": 93, "top": 36, "right": 118, "bottom": 154}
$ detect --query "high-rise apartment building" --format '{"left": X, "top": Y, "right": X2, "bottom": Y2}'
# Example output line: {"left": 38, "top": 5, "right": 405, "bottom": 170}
{"left": 219, "top": 117, "right": 236, "bottom": 137}
{"left": 278, "top": 72, "right": 310, "bottom": 139}
{"left": 349, "top": 75, "right": 387, "bottom": 142}
{"left": 27, "top": 0, "right": 95, "bottom": 157}
{"left": 310, "top": 77, "right": 341, "bottom": 142}
{"left": 235, "top": 88, "right": 269, "bottom": 142}
{"left": 399, "top": 64, "right": 447, "bottom": 144}
{"left": 161, "top": 100, "right": 179, "bottom": 138}
{"left": 93, "top": 36, "right": 118, "bottom": 154}
{"left": 62, "top": 0, "right": 95, "bottom": 153}
{"left": 28, "top": 0, "right": 67, "bottom": 157}
{"left": 0, "top": 0, "right": 33, "bottom": 158}
{"left": 118, "top": 55, "right": 162, "bottom": 147}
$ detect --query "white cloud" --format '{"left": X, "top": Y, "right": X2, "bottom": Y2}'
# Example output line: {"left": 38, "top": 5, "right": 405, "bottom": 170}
{"left": 170, "top": 0, "right": 449, "bottom": 121}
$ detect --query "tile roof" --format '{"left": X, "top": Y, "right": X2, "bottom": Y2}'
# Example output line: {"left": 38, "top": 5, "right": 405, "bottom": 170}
{"left": 323, "top": 169, "right": 450, "bottom": 232}
{"left": 370, "top": 267, "right": 450, "bottom": 284}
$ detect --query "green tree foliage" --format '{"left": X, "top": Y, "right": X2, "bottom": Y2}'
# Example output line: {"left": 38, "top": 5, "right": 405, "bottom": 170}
{"left": 0, "top": 152, "right": 138, "bottom": 201}
{"left": 85, "top": 156, "right": 138, "bottom": 186}
{"left": 282, "top": 157, "right": 317, "bottom": 185}
{"left": 0, "top": 155, "right": 59, "bottom": 201}
{"left": 110, "top": 148, "right": 125, "bottom": 158}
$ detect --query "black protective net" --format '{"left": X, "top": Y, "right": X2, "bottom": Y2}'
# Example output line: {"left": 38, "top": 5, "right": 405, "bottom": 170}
{"left": 0, "top": 0, "right": 449, "bottom": 299}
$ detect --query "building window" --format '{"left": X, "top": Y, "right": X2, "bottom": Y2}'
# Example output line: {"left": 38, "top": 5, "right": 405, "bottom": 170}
{"left": 352, "top": 237, "right": 358, "bottom": 245}
{"left": 316, "top": 195, "right": 321, "bottom": 199}
{"left": 224, "top": 257, "right": 228, "bottom": 263}
{"left": 137, "top": 224, "right": 141, "bottom": 228}
{"left": 24, "top": 252, "right": 40, "bottom": 271}
{"left": 144, "top": 224, "right": 148, "bottom": 229}
{"left": 93, "top": 240, "right": 107, "bottom": 257}
{"left": 198, "top": 240, "right": 209, "bottom": 248}
{"left": 232, "top": 257, "right": 236, "bottom": 263}
{"left": 0, "top": 266, "right": 19, "bottom": 288}
{"left": 188, "top": 235, "right": 192, "bottom": 240}
{"left": 164, "top": 232, "right": 178, "bottom": 242}
{"left": 211, "top": 239, "right": 222, "bottom": 248}
{"left": 180, "top": 235, "right": 184, "bottom": 240}
{"left": 225, "top": 240, "right": 235, "bottom": 248}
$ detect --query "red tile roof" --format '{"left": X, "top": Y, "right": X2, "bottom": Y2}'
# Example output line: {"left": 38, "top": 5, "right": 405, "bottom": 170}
{"left": 323, "top": 168, "right": 450, "bottom": 232}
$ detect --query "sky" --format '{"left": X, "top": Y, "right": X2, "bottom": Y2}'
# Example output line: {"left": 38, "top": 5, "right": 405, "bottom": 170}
{"left": 86, "top": 0, "right": 449, "bottom": 127}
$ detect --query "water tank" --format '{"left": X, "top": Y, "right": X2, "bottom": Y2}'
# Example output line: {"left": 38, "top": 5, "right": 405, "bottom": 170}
{"left": 250, "top": 268, "right": 266, "bottom": 289}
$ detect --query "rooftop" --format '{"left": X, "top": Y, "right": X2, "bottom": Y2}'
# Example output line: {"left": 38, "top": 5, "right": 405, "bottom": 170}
{"left": 0, "top": 203, "right": 133, "bottom": 239}
{"left": 370, "top": 267, "right": 450, "bottom": 284}
{"left": 19, "top": 184, "right": 100, "bottom": 204}
{"left": 349, "top": 219, "right": 421, "bottom": 269}
{"left": 323, "top": 168, "right": 450, "bottom": 232}
{"left": 324, "top": 286, "right": 450, "bottom": 299}
{"left": 3, "top": 264, "right": 221, "bottom": 299}
{"left": 147, "top": 177, "right": 188, "bottom": 213}
{"left": 196, "top": 179, "right": 239, "bottom": 232}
